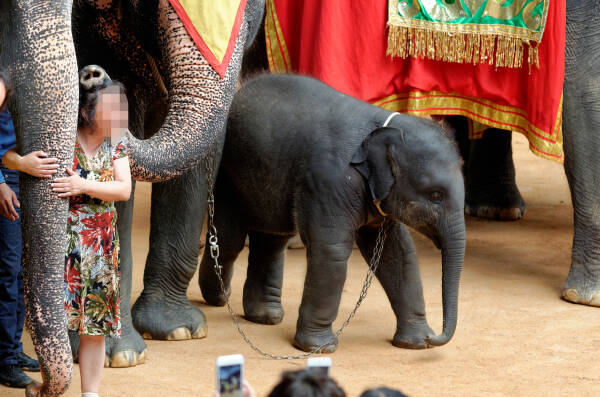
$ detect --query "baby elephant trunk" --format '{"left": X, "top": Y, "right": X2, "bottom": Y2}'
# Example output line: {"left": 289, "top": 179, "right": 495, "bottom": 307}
{"left": 425, "top": 211, "right": 466, "bottom": 347}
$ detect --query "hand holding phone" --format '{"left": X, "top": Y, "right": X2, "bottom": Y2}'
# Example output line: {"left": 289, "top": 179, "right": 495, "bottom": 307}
{"left": 217, "top": 354, "right": 244, "bottom": 397}
{"left": 306, "top": 357, "right": 332, "bottom": 376}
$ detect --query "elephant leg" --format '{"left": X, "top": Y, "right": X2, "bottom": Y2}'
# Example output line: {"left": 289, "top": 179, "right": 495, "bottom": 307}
{"left": 198, "top": 185, "right": 247, "bottom": 307}
{"left": 561, "top": 6, "right": 600, "bottom": 306}
{"left": 293, "top": 232, "right": 354, "bottom": 353}
{"left": 70, "top": 182, "right": 148, "bottom": 368}
{"left": 243, "top": 232, "right": 289, "bottom": 325}
{"left": 452, "top": 119, "right": 526, "bottom": 221}
{"left": 131, "top": 164, "right": 208, "bottom": 341}
{"left": 356, "top": 222, "right": 434, "bottom": 349}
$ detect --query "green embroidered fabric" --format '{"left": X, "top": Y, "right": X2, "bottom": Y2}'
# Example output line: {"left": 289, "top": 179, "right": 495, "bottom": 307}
{"left": 389, "top": 0, "right": 548, "bottom": 41}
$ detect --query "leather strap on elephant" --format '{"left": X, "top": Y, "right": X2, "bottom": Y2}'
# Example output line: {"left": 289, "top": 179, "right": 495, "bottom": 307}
{"left": 168, "top": 0, "right": 247, "bottom": 78}
{"left": 373, "top": 200, "right": 389, "bottom": 217}
{"left": 386, "top": 0, "right": 549, "bottom": 70}
{"left": 382, "top": 111, "right": 400, "bottom": 128}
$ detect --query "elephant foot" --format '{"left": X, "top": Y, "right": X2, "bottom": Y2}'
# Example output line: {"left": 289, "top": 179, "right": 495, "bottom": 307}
{"left": 244, "top": 303, "right": 284, "bottom": 325}
{"left": 465, "top": 183, "right": 526, "bottom": 221}
{"left": 131, "top": 292, "right": 208, "bottom": 341}
{"left": 392, "top": 321, "right": 436, "bottom": 349}
{"left": 200, "top": 282, "right": 229, "bottom": 307}
{"left": 70, "top": 329, "right": 148, "bottom": 368}
{"left": 561, "top": 267, "right": 600, "bottom": 307}
{"left": 104, "top": 329, "right": 148, "bottom": 368}
{"left": 293, "top": 328, "right": 338, "bottom": 353}
{"left": 105, "top": 349, "right": 147, "bottom": 368}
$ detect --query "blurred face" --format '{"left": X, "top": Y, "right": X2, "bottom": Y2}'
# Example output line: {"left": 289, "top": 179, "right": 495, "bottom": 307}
{"left": 95, "top": 85, "right": 128, "bottom": 140}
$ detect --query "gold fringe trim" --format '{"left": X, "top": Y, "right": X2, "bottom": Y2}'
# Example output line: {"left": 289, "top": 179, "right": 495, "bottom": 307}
{"left": 387, "top": 25, "right": 539, "bottom": 70}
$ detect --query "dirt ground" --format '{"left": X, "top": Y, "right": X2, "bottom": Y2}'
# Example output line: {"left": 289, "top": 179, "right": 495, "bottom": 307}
{"left": 6, "top": 134, "right": 600, "bottom": 397}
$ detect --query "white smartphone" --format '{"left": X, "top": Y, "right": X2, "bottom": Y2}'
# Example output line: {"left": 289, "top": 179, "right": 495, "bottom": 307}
{"left": 306, "top": 356, "right": 332, "bottom": 376}
{"left": 216, "top": 354, "right": 244, "bottom": 397}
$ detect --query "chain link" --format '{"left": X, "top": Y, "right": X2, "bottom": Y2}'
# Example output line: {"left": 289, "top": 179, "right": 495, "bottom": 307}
{"left": 204, "top": 155, "right": 389, "bottom": 360}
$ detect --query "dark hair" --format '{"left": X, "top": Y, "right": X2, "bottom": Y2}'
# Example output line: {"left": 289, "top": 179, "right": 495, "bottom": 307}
{"left": 267, "top": 369, "right": 346, "bottom": 397}
{"left": 78, "top": 79, "right": 126, "bottom": 129}
{"left": 360, "top": 388, "right": 408, "bottom": 397}
{"left": 0, "top": 68, "right": 13, "bottom": 112}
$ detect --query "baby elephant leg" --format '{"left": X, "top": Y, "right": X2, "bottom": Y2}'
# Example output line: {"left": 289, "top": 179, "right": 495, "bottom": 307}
{"left": 356, "top": 221, "right": 434, "bottom": 349}
{"left": 198, "top": 188, "right": 247, "bottom": 307}
{"left": 243, "top": 231, "right": 289, "bottom": 325}
{"left": 294, "top": 238, "right": 354, "bottom": 353}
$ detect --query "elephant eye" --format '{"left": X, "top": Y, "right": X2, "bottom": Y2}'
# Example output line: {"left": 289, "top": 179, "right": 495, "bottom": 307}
{"left": 429, "top": 191, "right": 444, "bottom": 203}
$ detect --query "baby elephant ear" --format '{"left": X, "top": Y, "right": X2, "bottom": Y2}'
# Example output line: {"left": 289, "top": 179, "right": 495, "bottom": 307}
{"left": 351, "top": 141, "right": 370, "bottom": 180}
{"left": 351, "top": 128, "right": 397, "bottom": 202}
{"left": 367, "top": 143, "right": 396, "bottom": 202}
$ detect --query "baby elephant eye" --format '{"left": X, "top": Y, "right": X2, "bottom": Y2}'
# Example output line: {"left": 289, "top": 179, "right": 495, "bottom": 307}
{"left": 429, "top": 191, "right": 444, "bottom": 202}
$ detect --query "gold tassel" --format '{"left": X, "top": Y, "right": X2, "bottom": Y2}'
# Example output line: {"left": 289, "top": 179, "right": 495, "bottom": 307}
{"left": 386, "top": 25, "right": 541, "bottom": 70}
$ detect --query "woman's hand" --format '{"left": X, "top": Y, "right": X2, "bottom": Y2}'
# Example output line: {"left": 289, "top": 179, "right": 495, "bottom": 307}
{"left": 2, "top": 149, "right": 59, "bottom": 178}
{"left": 51, "top": 169, "right": 88, "bottom": 198}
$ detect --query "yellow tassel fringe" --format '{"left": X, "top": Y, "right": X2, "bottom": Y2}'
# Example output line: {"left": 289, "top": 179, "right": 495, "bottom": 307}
{"left": 387, "top": 25, "right": 540, "bottom": 70}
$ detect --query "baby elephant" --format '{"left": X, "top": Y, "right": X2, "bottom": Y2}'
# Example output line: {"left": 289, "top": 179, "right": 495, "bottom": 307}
{"left": 199, "top": 74, "right": 465, "bottom": 353}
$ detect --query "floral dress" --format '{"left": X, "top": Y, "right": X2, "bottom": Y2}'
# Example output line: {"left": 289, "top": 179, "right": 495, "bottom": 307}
{"left": 64, "top": 137, "right": 127, "bottom": 337}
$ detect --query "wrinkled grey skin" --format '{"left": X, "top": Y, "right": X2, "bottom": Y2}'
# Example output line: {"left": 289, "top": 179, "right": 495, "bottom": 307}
{"left": 199, "top": 75, "right": 466, "bottom": 352}
{"left": 0, "top": 0, "right": 263, "bottom": 395}
{"left": 561, "top": 0, "right": 600, "bottom": 307}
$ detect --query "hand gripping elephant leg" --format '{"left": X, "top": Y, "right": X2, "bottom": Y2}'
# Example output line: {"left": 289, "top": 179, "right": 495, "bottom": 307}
{"left": 69, "top": 181, "right": 148, "bottom": 367}
{"left": 131, "top": 164, "right": 209, "bottom": 341}
{"left": 243, "top": 231, "right": 289, "bottom": 325}
{"left": 198, "top": 181, "right": 248, "bottom": 307}
{"left": 561, "top": 2, "right": 600, "bottom": 307}
{"left": 356, "top": 222, "right": 435, "bottom": 349}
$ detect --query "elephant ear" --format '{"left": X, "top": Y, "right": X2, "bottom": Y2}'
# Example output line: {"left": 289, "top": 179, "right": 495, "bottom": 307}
{"left": 351, "top": 140, "right": 370, "bottom": 180}
{"left": 351, "top": 128, "right": 398, "bottom": 202}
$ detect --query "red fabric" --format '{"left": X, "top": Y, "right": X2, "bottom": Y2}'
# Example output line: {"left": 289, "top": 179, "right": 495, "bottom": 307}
{"left": 271, "top": 0, "right": 565, "bottom": 155}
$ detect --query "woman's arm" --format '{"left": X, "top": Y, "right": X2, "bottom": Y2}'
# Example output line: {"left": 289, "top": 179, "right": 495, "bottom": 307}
{"left": 51, "top": 157, "right": 131, "bottom": 202}
{"left": 2, "top": 148, "right": 59, "bottom": 178}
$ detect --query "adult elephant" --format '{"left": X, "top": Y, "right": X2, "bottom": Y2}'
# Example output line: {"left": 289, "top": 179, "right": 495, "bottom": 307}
{"left": 245, "top": 1, "right": 600, "bottom": 308}
{"left": 0, "top": 0, "right": 263, "bottom": 395}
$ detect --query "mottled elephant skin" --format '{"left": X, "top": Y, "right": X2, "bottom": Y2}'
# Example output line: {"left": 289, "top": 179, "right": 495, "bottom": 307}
{"left": 0, "top": 0, "right": 263, "bottom": 395}
{"left": 199, "top": 75, "right": 466, "bottom": 353}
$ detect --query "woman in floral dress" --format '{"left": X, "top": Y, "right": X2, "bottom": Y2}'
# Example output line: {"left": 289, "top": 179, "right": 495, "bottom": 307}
{"left": 49, "top": 66, "right": 131, "bottom": 397}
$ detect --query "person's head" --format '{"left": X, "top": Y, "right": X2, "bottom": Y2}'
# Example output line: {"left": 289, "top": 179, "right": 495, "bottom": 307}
{"left": 359, "top": 387, "right": 408, "bottom": 397}
{"left": 78, "top": 65, "right": 128, "bottom": 140}
{"left": 267, "top": 369, "right": 345, "bottom": 397}
{"left": 0, "top": 68, "right": 13, "bottom": 112}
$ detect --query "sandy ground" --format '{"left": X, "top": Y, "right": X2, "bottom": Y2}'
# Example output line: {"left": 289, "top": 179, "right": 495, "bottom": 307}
{"left": 6, "top": 134, "right": 600, "bottom": 397}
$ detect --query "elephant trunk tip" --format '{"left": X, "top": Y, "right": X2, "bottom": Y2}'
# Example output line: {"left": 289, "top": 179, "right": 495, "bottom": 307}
{"left": 424, "top": 328, "right": 455, "bottom": 347}
{"left": 79, "top": 65, "right": 111, "bottom": 91}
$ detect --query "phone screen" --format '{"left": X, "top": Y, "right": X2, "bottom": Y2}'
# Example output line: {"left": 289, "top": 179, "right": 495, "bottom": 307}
{"left": 218, "top": 364, "right": 243, "bottom": 397}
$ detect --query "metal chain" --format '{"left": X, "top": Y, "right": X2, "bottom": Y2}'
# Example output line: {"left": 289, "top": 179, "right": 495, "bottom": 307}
{"left": 204, "top": 155, "right": 389, "bottom": 360}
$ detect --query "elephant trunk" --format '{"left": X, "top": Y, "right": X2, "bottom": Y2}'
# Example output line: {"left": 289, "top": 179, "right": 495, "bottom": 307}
{"left": 425, "top": 211, "right": 466, "bottom": 347}
{"left": 2, "top": 2, "right": 78, "bottom": 396}
{"left": 126, "top": 1, "right": 245, "bottom": 183}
